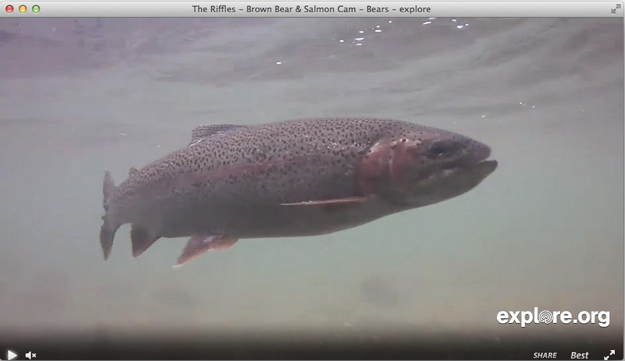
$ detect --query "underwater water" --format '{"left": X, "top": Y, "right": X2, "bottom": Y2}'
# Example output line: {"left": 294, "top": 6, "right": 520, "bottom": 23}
{"left": 0, "top": 18, "right": 622, "bottom": 354}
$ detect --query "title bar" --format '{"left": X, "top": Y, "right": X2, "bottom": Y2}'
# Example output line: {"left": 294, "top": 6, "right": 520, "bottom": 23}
{"left": 0, "top": 1, "right": 622, "bottom": 17}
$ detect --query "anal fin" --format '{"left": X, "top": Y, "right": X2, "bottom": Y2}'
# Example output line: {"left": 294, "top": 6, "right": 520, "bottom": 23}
{"left": 130, "top": 224, "right": 161, "bottom": 258}
{"left": 174, "top": 234, "right": 238, "bottom": 268}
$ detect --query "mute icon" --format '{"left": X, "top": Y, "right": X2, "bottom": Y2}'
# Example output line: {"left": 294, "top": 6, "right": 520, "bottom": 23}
{"left": 25, "top": 352, "right": 35, "bottom": 360}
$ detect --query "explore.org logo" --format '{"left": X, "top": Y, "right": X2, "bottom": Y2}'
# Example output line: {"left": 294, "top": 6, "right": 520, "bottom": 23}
{"left": 497, "top": 308, "right": 610, "bottom": 328}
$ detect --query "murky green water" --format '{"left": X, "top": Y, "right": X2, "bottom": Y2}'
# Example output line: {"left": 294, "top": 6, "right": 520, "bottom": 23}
{"left": 0, "top": 18, "right": 622, "bottom": 343}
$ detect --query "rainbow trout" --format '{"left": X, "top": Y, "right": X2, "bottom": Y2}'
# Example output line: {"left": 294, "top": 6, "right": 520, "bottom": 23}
{"left": 100, "top": 117, "right": 497, "bottom": 267}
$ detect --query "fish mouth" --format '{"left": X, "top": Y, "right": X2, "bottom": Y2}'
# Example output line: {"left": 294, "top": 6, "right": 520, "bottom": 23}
{"left": 412, "top": 158, "right": 498, "bottom": 197}
{"left": 461, "top": 159, "right": 498, "bottom": 175}
{"left": 433, "top": 141, "right": 498, "bottom": 180}
{"left": 438, "top": 158, "right": 498, "bottom": 178}
{"left": 406, "top": 141, "right": 498, "bottom": 193}
{"left": 400, "top": 141, "right": 497, "bottom": 207}
{"left": 452, "top": 141, "right": 497, "bottom": 172}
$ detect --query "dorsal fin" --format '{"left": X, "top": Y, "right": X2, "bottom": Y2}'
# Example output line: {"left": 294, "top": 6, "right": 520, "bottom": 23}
{"left": 128, "top": 167, "right": 139, "bottom": 177}
{"left": 189, "top": 124, "right": 245, "bottom": 145}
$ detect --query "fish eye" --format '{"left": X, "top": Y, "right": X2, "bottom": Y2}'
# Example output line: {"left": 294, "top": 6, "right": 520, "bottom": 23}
{"left": 430, "top": 145, "right": 447, "bottom": 156}
{"left": 427, "top": 141, "right": 456, "bottom": 158}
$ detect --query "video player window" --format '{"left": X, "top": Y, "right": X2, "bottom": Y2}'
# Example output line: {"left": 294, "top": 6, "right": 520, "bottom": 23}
{"left": 0, "top": 1, "right": 622, "bottom": 360}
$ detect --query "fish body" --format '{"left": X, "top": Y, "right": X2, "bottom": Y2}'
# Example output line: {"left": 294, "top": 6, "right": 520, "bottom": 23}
{"left": 100, "top": 117, "right": 497, "bottom": 266}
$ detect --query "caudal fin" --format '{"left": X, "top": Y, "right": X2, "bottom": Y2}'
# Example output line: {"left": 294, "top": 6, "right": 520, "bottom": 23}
{"left": 100, "top": 171, "right": 120, "bottom": 260}
{"left": 100, "top": 222, "right": 117, "bottom": 260}
{"left": 103, "top": 171, "right": 116, "bottom": 212}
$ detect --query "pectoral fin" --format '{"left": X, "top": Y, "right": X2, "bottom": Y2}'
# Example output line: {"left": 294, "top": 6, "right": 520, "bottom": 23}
{"left": 174, "top": 234, "right": 238, "bottom": 268}
{"left": 280, "top": 196, "right": 371, "bottom": 210}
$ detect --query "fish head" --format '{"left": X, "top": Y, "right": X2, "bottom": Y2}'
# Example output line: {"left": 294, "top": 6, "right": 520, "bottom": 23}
{"left": 357, "top": 126, "right": 498, "bottom": 207}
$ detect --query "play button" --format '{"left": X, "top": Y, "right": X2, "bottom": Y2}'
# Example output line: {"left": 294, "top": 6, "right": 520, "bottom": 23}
{"left": 7, "top": 349, "right": 17, "bottom": 360}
